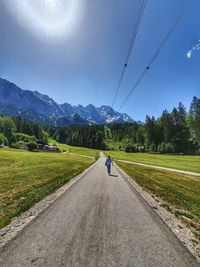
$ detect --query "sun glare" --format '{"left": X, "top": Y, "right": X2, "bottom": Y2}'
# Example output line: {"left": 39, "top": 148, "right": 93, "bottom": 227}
{"left": 3, "top": 0, "right": 83, "bottom": 40}
{"left": 42, "top": 0, "right": 58, "bottom": 9}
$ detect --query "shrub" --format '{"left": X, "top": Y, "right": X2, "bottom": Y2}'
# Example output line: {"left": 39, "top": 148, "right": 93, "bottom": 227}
{"left": 186, "top": 140, "right": 200, "bottom": 155}
{"left": 27, "top": 141, "right": 38, "bottom": 151}
{"left": 15, "top": 133, "right": 36, "bottom": 143}
{"left": 165, "top": 143, "right": 175, "bottom": 153}
{"left": 149, "top": 143, "right": 157, "bottom": 152}
{"left": 0, "top": 134, "right": 8, "bottom": 146}
{"left": 124, "top": 144, "right": 137, "bottom": 153}
{"left": 10, "top": 141, "right": 24, "bottom": 149}
{"left": 158, "top": 142, "right": 166, "bottom": 154}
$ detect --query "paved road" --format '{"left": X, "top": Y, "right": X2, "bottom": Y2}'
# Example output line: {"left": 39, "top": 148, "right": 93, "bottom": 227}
{"left": 0, "top": 154, "right": 199, "bottom": 267}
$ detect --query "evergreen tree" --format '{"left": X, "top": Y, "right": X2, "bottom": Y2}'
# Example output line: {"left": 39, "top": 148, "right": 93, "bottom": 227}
{"left": 22, "top": 121, "right": 33, "bottom": 136}
{"left": 136, "top": 125, "right": 145, "bottom": 146}
{"left": 0, "top": 117, "right": 16, "bottom": 142}
{"left": 189, "top": 96, "right": 200, "bottom": 140}
{"left": 172, "top": 103, "right": 189, "bottom": 152}
{"left": 145, "top": 116, "right": 156, "bottom": 149}
{"left": 160, "top": 110, "right": 174, "bottom": 143}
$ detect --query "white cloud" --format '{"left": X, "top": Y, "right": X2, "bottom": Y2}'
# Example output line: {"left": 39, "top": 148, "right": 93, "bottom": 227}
{"left": 186, "top": 39, "right": 200, "bottom": 59}
{"left": 187, "top": 50, "right": 192, "bottom": 58}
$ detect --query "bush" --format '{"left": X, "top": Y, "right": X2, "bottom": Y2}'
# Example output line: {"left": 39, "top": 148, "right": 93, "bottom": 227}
{"left": 149, "top": 143, "right": 157, "bottom": 152}
{"left": 124, "top": 144, "right": 137, "bottom": 153}
{"left": 185, "top": 140, "right": 200, "bottom": 155}
{"left": 157, "top": 142, "right": 175, "bottom": 154}
{"left": 165, "top": 143, "right": 175, "bottom": 153}
{"left": 124, "top": 144, "right": 131, "bottom": 152}
{"left": 10, "top": 141, "right": 26, "bottom": 149}
{"left": 27, "top": 141, "right": 38, "bottom": 151}
{"left": 15, "top": 133, "right": 36, "bottom": 143}
{"left": 158, "top": 142, "right": 166, "bottom": 154}
{"left": 0, "top": 134, "right": 8, "bottom": 146}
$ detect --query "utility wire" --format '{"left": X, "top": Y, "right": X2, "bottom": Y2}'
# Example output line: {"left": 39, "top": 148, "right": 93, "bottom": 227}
{"left": 120, "top": 0, "right": 193, "bottom": 109}
{"left": 112, "top": 0, "right": 148, "bottom": 108}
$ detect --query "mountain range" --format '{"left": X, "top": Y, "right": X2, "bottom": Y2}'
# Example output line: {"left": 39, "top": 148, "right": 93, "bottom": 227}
{"left": 0, "top": 77, "right": 135, "bottom": 126}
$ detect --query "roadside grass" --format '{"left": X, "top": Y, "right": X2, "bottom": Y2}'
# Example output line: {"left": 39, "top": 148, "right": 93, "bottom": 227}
{"left": 117, "top": 162, "right": 200, "bottom": 240}
{"left": 49, "top": 139, "right": 100, "bottom": 159}
{"left": 105, "top": 151, "right": 200, "bottom": 173}
{"left": 104, "top": 139, "right": 123, "bottom": 151}
{"left": 0, "top": 149, "right": 94, "bottom": 229}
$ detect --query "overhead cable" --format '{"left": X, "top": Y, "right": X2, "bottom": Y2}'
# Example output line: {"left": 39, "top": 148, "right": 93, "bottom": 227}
{"left": 120, "top": 0, "right": 193, "bottom": 108}
{"left": 112, "top": 0, "right": 148, "bottom": 108}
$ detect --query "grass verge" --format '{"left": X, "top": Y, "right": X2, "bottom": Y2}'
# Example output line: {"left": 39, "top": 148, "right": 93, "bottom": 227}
{"left": 117, "top": 162, "right": 200, "bottom": 240}
{"left": 49, "top": 139, "right": 100, "bottom": 159}
{"left": 0, "top": 149, "right": 94, "bottom": 229}
{"left": 105, "top": 151, "right": 200, "bottom": 173}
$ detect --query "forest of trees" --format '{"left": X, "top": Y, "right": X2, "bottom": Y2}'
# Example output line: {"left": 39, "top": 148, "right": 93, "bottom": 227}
{"left": 48, "top": 96, "right": 200, "bottom": 154}
{"left": 0, "top": 96, "right": 199, "bottom": 154}
{"left": 48, "top": 124, "right": 106, "bottom": 149}
{"left": 0, "top": 116, "right": 48, "bottom": 150}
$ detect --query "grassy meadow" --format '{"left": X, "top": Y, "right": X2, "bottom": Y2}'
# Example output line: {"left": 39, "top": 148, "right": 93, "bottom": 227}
{"left": 117, "top": 162, "right": 200, "bottom": 240}
{"left": 0, "top": 148, "right": 94, "bottom": 229}
{"left": 105, "top": 151, "right": 200, "bottom": 173}
{"left": 49, "top": 139, "right": 100, "bottom": 159}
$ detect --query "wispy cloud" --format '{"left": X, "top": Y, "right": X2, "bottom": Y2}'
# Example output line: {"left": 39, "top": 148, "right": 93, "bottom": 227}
{"left": 187, "top": 39, "right": 200, "bottom": 59}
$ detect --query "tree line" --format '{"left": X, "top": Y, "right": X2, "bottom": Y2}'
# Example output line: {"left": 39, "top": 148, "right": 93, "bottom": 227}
{"left": 46, "top": 96, "right": 200, "bottom": 154}
{"left": 0, "top": 96, "right": 199, "bottom": 154}
{"left": 106, "top": 96, "right": 200, "bottom": 154}
{"left": 0, "top": 116, "right": 48, "bottom": 150}
{"left": 47, "top": 124, "right": 106, "bottom": 150}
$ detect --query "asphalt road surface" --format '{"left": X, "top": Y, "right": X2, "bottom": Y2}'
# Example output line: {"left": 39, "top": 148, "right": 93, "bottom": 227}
{"left": 0, "top": 153, "right": 199, "bottom": 267}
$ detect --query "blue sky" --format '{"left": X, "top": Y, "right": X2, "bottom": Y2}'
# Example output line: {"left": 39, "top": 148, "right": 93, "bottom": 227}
{"left": 0, "top": 0, "right": 199, "bottom": 121}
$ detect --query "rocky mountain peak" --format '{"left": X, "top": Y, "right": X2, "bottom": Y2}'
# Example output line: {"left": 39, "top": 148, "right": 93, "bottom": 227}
{"left": 0, "top": 77, "right": 134, "bottom": 125}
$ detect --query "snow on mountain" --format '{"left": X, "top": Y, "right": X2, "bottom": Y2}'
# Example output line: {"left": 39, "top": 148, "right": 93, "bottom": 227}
{"left": 97, "top": 105, "right": 133, "bottom": 124}
{"left": 0, "top": 78, "right": 134, "bottom": 125}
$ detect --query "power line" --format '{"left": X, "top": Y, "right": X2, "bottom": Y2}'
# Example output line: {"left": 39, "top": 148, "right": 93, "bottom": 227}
{"left": 120, "top": 0, "right": 193, "bottom": 109}
{"left": 112, "top": 0, "right": 148, "bottom": 108}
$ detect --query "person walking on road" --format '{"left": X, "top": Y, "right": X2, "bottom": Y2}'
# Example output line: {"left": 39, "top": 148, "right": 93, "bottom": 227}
{"left": 105, "top": 155, "right": 113, "bottom": 175}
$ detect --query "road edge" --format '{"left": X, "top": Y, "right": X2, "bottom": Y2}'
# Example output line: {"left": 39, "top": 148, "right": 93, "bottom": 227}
{"left": 0, "top": 159, "right": 99, "bottom": 249}
{"left": 114, "top": 162, "right": 200, "bottom": 263}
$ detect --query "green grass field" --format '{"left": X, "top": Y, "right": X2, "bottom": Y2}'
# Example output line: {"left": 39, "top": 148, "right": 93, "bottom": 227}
{"left": 0, "top": 148, "right": 94, "bottom": 229}
{"left": 117, "top": 162, "right": 200, "bottom": 240}
{"left": 105, "top": 151, "right": 200, "bottom": 173}
{"left": 49, "top": 139, "right": 100, "bottom": 158}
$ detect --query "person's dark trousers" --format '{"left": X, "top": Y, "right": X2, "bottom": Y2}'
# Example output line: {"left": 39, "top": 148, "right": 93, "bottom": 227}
{"left": 107, "top": 165, "right": 111, "bottom": 175}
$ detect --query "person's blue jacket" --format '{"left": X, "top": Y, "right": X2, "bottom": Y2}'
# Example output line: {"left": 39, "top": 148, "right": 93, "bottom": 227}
{"left": 105, "top": 158, "right": 113, "bottom": 166}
